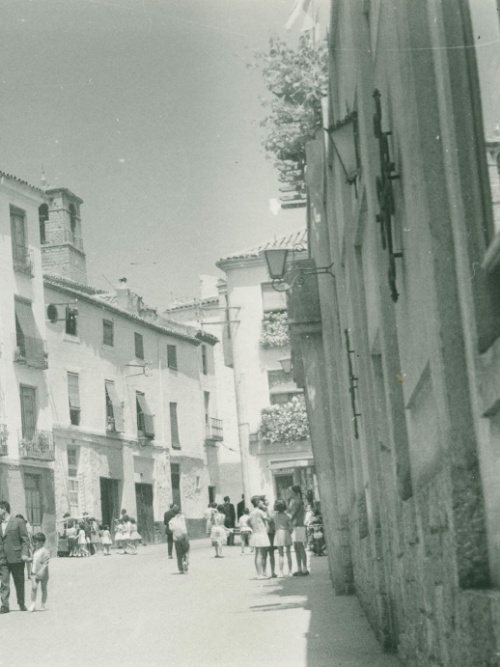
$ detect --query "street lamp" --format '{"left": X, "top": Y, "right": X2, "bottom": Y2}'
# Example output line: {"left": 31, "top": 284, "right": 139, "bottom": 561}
{"left": 264, "top": 248, "right": 289, "bottom": 281}
{"left": 263, "top": 248, "right": 334, "bottom": 292}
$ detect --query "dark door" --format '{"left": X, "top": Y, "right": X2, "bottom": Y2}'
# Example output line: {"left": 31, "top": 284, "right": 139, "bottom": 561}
{"left": 208, "top": 486, "right": 216, "bottom": 504}
{"left": 100, "top": 477, "right": 119, "bottom": 533}
{"left": 135, "top": 483, "right": 154, "bottom": 544}
{"left": 171, "top": 463, "right": 181, "bottom": 509}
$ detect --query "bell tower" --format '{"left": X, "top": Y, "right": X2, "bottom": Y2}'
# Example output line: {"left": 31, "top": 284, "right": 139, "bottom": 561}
{"left": 40, "top": 187, "right": 87, "bottom": 284}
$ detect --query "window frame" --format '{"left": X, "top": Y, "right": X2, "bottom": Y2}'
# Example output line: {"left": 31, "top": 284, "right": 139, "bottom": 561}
{"left": 201, "top": 345, "right": 208, "bottom": 375}
{"left": 167, "top": 344, "right": 178, "bottom": 371}
{"left": 169, "top": 402, "right": 180, "bottom": 449}
{"left": 24, "top": 473, "right": 42, "bottom": 526}
{"left": 20, "top": 384, "right": 37, "bottom": 440}
{"left": 134, "top": 332, "right": 144, "bottom": 360}
{"left": 67, "top": 371, "right": 81, "bottom": 426}
{"left": 65, "top": 307, "right": 78, "bottom": 337}
{"left": 102, "top": 319, "right": 114, "bottom": 347}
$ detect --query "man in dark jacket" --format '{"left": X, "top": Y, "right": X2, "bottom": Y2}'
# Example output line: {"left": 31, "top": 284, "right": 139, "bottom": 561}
{"left": 223, "top": 496, "right": 236, "bottom": 546}
{"left": 0, "top": 500, "right": 30, "bottom": 613}
{"left": 163, "top": 503, "right": 177, "bottom": 559}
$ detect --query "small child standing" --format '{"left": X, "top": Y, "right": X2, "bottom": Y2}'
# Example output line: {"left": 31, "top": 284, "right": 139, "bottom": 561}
{"left": 28, "top": 532, "right": 50, "bottom": 612}
{"left": 77, "top": 523, "right": 89, "bottom": 557}
{"left": 100, "top": 525, "right": 112, "bottom": 555}
{"left": 169, "top": 508, "right": 190, "bottom": 574}
{"left": 127, "top": 518, "right": 141, "bottom": 555}
{"left": 114, "top": 519, "right": 124, "bottom": 554}
{"left": 238, "top": 508, "right": 253, "bottom": 555}
{"left": 273, "top": 499, "right": 293, "bottom": 578}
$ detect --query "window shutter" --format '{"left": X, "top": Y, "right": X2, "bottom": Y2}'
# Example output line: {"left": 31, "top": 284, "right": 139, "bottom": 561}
{"left": 20, "top": 386, "right": 37, "bottom": 439}
{"left": 137, "top": 393, "right": 155, "bottom": 438}
{"left": 170, "top": 402, "right": 180, "bottom": 446}
{"left": 67, "top": 373, "right": 81, "bottom": 409}
{"left": 15, "top": 299, "right": 44, "bottom": 367}
{"left": 105, "top": 381, "right": 124, "bottom": 432}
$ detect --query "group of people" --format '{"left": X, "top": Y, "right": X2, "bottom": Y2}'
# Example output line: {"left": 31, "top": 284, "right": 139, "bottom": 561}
{"left": 62, "top": 509, "right": 142, "bottom": 556}
{"left": 0, "top": 501, "right": 50, "bottom": 613}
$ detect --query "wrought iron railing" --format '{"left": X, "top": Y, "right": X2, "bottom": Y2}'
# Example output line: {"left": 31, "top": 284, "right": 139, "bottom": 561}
{"left": 13, "top": 245, "right": 34, "bottom": 277}
{"left": 13, "top": 335, "right": 48, "bottom": 369}
{"left": 20, "top": 430, "right": 55, "bottom": 460}
{"left": 205, "top": 417, "right": 223, "bottom": 442}
{"left": 0, "top": 425, "right": 8, "bottom": 456}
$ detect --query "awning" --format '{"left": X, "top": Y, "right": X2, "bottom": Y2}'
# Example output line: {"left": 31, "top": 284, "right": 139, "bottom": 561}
{"left": 136, "top": 393, "right": 155, "bottom": 438}
{"left": 15, "top": 298, "right": 40, "bottom": 339}
{"left": 106, "top": 381, "right": 124, "bottom": 432}
{"left": 269, "top": 458, "right": 314, "bottom": 471}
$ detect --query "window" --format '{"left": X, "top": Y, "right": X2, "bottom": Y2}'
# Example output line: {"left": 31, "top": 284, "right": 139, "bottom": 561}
{"left": 67, "top": 372, "right": 81, "bottom": 426}
{"left": 167, "top": 344, "right": 177, "bottom": 370}
{"left": 67, "top": 447, "right": 78, "bottom": 472}
{"left": 24, "top": 473, "right": 42, "bottom": 526}
{"left": 134, "top": 333, "right": 144, "bottom": 360}
{"left": 67, "top": 448, "right": 79, "bottom": 515}
{"left": 38, "top": 204, "right": 48, "bottom": 245}
{"left": 69, "top": 203, "right": 77, "bottom": 240}
{"left": 267, "top": 369, "right": 300, "bottom": 405}
{"left": 105, "top": 380, "right": 124, "bottom": 432}
{"left": 170, "top": 402, "right": 180, "bottom": 448}
{"left": 103, "top": 319, "right": 114, "bottom": 346}
{"left": 201, "top": 345, "right": 208, "bottom": 375}
{"left": 65, "top": 307, "right": 78, "bottom": 336}
{"left": 14, "top": 298, "right": 45, "bottom": 368}
{"left": 136, "top": 392, "right": 155, "bottom": 439}
{"left": 261, "top": 282, "right": 287, "bottom": 312}
{"left": 20, "top": 385, "right": 37, "bottom": 441}
{"left": 10, "top": 206, "right": 31, "bottom": 275}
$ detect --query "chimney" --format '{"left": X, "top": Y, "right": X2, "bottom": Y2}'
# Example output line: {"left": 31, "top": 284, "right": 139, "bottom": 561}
{"left": 116, "top": 277, "right": 130, "bottom": 311}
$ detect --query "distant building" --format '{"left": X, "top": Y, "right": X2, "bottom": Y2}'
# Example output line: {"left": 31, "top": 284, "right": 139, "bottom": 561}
{"left": 166, "top": 275, "right": 242, "bottom": 504}
{"left": 216, "top": 230, "right": 316, "bottom": 504}
{"left": 0, "top": 172, "right": 56, "bottom": 548}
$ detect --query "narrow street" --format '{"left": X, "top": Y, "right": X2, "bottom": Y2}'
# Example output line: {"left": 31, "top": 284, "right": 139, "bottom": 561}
{"left": 0, "top": 541, "right": 401, "bottom": 667}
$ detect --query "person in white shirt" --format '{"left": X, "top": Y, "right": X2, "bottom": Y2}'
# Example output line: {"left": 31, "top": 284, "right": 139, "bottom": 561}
{"left": 169, "top": 508, "right": 190, "bottom": 574}
{"left": 28, "top": 532, "right": 50, "bottom": 612}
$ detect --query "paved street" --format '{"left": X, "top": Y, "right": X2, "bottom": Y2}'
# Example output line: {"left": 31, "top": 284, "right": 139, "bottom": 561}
{"left": 0, "top": 541, "right": 401, "bottom": 667}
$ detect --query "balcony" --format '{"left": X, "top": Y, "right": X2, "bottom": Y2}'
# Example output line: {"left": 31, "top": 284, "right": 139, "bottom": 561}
{"left": 13, "top": 245, "right": 34, "bottom": 277}
{"left": 20, "top": 430, "right": 54, "bottom": 460}
{"left": 0, "top": 425, "right": 8, "bottom": 456}
{"left": 205, "top": 417, "right": 223, "bottom": 442}
{"left": 13, "top": 335, "right": 48, "bottom": 370}
{"left": 249, "top": 432, "right": 312, "bottom": 457}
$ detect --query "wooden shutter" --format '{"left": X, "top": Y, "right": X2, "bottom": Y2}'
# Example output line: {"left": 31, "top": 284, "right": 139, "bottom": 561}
{"left": 20, "top": 386, "right": 37, "bottom": 439}
{"left": 105, "top": 381, "right": 124, "bottom": 432}
{"left": 67, "top": 372, "right": 81, "bottom": 409}
{"left": 15, "top": 299, "right": 44, "bottom": 367}
{"left": 137, "top": 393, "right": 155, "bottom": 438}
{"left": 169, "top": 402, "right": 180, "bottom": 446}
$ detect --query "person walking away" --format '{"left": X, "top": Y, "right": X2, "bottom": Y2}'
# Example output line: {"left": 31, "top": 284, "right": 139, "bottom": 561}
{"left": 210, "top": 505, "right": 230, "bottom": 558}
{"left": 114, "top": 520, "right": 125, "bottom": 554}
{"left": 128, "top": 518, "right": 141, "bottom": 554}
{"left": 237, "top": 494, "right": 245, "bottom": 521}
{"left": 100, "top": 525, "right": 112, "bottom": 555}
{"left": 273, "top": 499, "right": 293, "bottom": 577}
{"left": 288, "top": 486, "right": 308, "bottom": 576}
{"left": 222, "top": 496, "right": 236, "bottom": 546}
{"left": 122, "top": 517, "right": 135, "bottom": 555}
{"left": 0, "top": 500, "right": 30, "bottom": 612}
{"left": 248, "top": 496, "right": 270, "bottom": 579}
{"left": 163, "top": 503, "right": 177, "bottom": 560}
{"left": 66, "top": 521, "right": 78, "bottom": 557}
{"left": 77, "top": 523, "right": 89, "bottom": 557}
{"left": 169, "top": 507, "right": 190, "bottom": 574}
{"left": 238, "top": 509, "right": 253, "bottom": 555}
{"left": 28, "top": 532, "right": 50, "bottom": 612}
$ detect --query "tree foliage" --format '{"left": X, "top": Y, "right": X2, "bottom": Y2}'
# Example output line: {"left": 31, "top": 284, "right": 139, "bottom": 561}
{"left": 255, "top": 34, "right": 328, "bottom": 169}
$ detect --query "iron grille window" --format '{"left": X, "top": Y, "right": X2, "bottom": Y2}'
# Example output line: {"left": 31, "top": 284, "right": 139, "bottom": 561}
{"left": 134, "top": 332, "right": 144, "bottom": 359}
{"left": 24, "top": 473, "right": 42, "bottom": 526}
{"left": 170, "top": 402, "right": 180, "bottom": 448}
{"left": 103, "top": 319, "right": 114, "bottom": 346}
{"left": 167, "top": 344, "right": 177, "bottom": 370}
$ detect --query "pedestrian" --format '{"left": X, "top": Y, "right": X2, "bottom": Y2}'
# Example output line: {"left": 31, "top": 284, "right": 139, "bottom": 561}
{"left": 100, "top": 525, "right": 112, "bottom": 555}
{"left": 66, "top": 520, "right": 78, "bottom": 557}
{"left": 248, "top": 496, "right": 270, "bottom": 579}
{"left": 82, "top": 513, "right": 95, "bottom": 556}
{"left": 114, "top": 519, "right": 125, "bottom": 554}
{"left": 288, "top": 485, "right": 308, "bottom": 576}
{"left": 168, "top": 507, "right": 190, "bottom": 574}
{"left": 222, "top": 496, "right": 236, "bottom": 546}
{"left": 77, "top": 523, "right": 90, "bottom": 557}
{"left": 163, "top": 503, "right": 177, "bottom": 560}
{"left": 236, "top": 494, "right": 245, "bottom": 521}
{"left": 204, "top": 502, "right": 217, "bottom": 537}
{"left": 0, "top": 500, "right": 30, "bottom": 612}
{"left": 210, "top": 505, "right": 229, "bottom": 558}
{"left": 128, "top": 518, "right": 141, "bottom": 554}
{"left": 263, "top": 496, "right": 277, "bottom": 578}
{"left": 238, "top": 508, "right": 253, "bottom": 555}
{"left": 28, "top": 532, "right": 50, "bottom": 612}
{"left": 15, "top": 515, "right": 33, "bottom": 578}
{"left": 273, "top": 499, "right": 293, "bottom": 577}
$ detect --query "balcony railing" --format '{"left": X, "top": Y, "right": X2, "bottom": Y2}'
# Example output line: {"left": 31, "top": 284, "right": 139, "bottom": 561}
{"left": 249, "top": 432, "right": 312, "bottom": 456}
{"left": 205, "top": 417, "right": 223, "bottom": 442}
{"left": 13, "top": 335, "right": 48, "bottom": 369}
{"left": 13, "top": 245, "right": 34, "bottom": 277}
{"left": 20, "top": 430, "right": 54, "bottom": 460}
{"left": 0, "top": 425, "right": 8, "bottom": 456}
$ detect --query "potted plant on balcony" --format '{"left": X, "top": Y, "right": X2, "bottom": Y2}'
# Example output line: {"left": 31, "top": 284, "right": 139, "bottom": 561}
{"left": 259, "top": 395, "right": 309, "bottom": 445}
{"left": 260, "top": 310, "right": 290, "bottom": 348}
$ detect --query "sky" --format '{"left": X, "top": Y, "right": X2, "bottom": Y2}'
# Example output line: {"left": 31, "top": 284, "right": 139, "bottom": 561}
{"left": 0, "top": 0, "right": 326, "bottom": 307}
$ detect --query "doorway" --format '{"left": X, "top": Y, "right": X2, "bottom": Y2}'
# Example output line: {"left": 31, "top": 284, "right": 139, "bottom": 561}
{"left": 274, "top": 474, "right": 294, "bottom": 500}
{"left": 171, "top": 463, "right": 181, "bottom": 509}
{"left": 208, "top": 485, "right": 216, "bottom": 504}
{"left": 100, "top": 477, "right": 120, "bottom": 533}
{"left": 135, "top": 483, "right": 154, "bottom": 544}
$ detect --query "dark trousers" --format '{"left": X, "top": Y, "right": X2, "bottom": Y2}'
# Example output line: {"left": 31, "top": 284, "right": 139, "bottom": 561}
{"left": 0, "top": 562, "right": 25, "bottom": 609}
{"left": 174, "top": 536, "right": 190, "bottom": 572}
{"left": 226, "top": 527, "right": 235, "bottom": 546}
{"left": 166, "top": 532, "right": 174, "bottom": 557}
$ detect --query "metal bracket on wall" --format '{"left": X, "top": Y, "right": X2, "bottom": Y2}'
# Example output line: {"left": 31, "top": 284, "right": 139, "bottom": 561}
{"left": 373, "top": 89, "right": 402, "bottom": 302}
{"left": 344, "top": 328, "right": 362, "bottom": 439}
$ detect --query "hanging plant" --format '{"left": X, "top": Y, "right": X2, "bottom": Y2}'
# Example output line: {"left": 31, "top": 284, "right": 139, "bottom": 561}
{"left": 260, "top": 395, "right": 310, "bottom": 445}
{"left": 260, "top": 310, "right": 290, "bottom": 348}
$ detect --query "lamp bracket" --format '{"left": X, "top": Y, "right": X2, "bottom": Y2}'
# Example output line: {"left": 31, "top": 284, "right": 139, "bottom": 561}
{"left": 270, "top": 261, "right": 334, "bottom": 293}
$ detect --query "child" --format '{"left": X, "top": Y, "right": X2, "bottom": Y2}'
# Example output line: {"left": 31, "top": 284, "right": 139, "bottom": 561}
{"left": 210, "top": 505, "right": 230, "bottom": 559}
{"left": 100, "top": 525, "right": 112, "bottom": 555}
{"left": 114, "top": 519, "right": 124, "bottom": 554}
{"left": 168, "top": 507, "right": 190, "bottom": 574}
{"left": 248, "top": 496, "right": 270, "bottom": 579}
{"left": 128, "top": 518, "right": 141, "bottom": 555}
{"left": 77, "top": 523, "right": 89, "bottom": 557}
{"left": 238, "top": 508, "right": 253, "bottom": 555}
{"left": 273, "top": 499, "right": 293, "bottom": 577}
{"left": 28, "top": 532, "right": 50, "bottom": 612}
